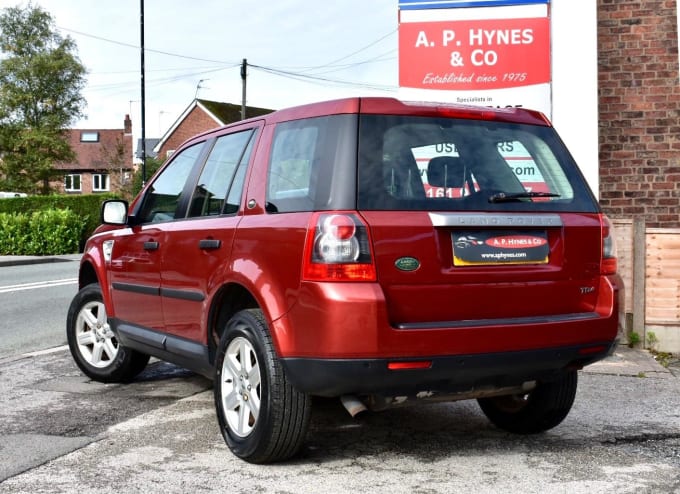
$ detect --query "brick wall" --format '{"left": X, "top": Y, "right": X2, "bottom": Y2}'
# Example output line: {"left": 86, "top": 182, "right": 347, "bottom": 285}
{"left": 157, "top": 107, "right": 220, "bottom": 159}
{"left": 597, "top": 0, "right": 680, "bottom": 227}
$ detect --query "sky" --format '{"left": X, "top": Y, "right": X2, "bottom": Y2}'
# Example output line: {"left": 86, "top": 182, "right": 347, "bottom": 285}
{"left": 1, "top": 0, "right": 399, "bottom": 141}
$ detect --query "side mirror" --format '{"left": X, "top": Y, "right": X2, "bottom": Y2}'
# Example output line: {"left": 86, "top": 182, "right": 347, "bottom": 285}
{"left": 101, "top": 200, "right": 129, "bottom": 225}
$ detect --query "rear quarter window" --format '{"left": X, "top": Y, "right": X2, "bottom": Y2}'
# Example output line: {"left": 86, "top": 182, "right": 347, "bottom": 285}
{"left": 266, "top": 115, "right": 357, "bottom": 213}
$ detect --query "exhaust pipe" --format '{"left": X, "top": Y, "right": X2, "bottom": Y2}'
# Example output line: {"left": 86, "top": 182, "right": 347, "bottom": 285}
{"left": 340, "top": 382, "right": 537, "bottom": 416}
{"left": 340, "top": 395, "right": 368, "bottom": 417}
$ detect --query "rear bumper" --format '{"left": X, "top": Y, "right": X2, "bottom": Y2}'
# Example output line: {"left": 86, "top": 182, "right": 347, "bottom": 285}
{"left": 281, "top": 341, "right": 617, "bottom": 397}
{"left": 271, "top": 276, "right": 622, "bottom": 359}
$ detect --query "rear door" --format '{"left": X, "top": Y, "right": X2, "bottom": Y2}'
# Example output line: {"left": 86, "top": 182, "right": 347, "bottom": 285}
{"left": 357, "top": 114, "right": 604, "bottom": 329}
{"left": 362, "top": 210, "right": 603, "bottom": 326}
{"left": 158, "top": 127, "right": 259, "bottom": 343}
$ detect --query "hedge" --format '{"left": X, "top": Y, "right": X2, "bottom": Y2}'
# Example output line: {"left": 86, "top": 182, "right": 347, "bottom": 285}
{"left": 0, "top": 194, "right": 118, "bottom": 255}
{"left": 0, "top": 209, "right": 87, "bottom": 255}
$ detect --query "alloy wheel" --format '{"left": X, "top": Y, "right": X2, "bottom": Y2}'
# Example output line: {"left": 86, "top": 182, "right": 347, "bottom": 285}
{"left": 75, "top": 300, "right": 118, "bottom": 368}
{"left": 220, "top": 335, "right": 262, "bottom": 437}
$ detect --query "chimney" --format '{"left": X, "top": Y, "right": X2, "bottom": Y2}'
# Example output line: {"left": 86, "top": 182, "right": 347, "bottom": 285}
{"left": 124, "top": 114, "right": 132, "bottom": 134}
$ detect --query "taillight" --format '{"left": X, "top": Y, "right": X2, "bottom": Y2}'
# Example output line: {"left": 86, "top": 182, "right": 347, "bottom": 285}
{"left": 601, "top": 214, "right": 618, "bottom": 275}
{"left": 302, "top": 212, "right": 376, "bottom": 281}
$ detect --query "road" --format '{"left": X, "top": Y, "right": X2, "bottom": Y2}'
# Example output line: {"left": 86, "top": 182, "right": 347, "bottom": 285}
{"left": 0, "top": 346, "right": 679, "bottom": 493}
{"left": 0, "top": 259, "right": 79, "bottom": 359}
{"left": 1, "top": 259, "right": 680, "bottom": 492}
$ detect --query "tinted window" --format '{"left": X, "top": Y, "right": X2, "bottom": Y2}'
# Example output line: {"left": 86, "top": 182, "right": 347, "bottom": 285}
{"left": 225, "top": 134, "right": 256, "bottom": 214}
{"left": 137, "top": 143, "right": 205, "bottom": 223}
{"left": 268, "top": 125, "right": 317, "bottom": 201}
{"left": 188, "top": 130, "right": 255, "bottom": 217}
{"left": 358, "top": 115, "right": 598, "bottom": 212}
{"left": 266, "top": 115, "right": 357, "bottom": 213}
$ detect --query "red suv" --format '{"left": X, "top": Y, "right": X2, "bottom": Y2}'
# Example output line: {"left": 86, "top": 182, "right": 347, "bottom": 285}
{"left": 67, "top": 98, "right": 622, "bottom": 463}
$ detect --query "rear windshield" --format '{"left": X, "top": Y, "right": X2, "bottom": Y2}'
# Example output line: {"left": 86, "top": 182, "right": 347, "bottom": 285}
{"left": 357, "top": 114, "right": 599, "bottom": 213}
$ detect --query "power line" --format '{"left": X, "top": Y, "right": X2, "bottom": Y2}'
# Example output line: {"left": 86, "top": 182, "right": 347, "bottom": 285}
{"left": 302, "top": 29, "right": 397, "bottom": 74}
{"left": 248, "top": 63, "right": 397, "bottom": 92}
{"left": 56, "top": 24, "right": 397, "bottom": 95}
{"left": 57, "top": 24, "right": 396, "bottom": 77}
{"left": 264, "top": 29, "right": 397, "bottom": 73}
{"left": 57, "top": 25, "right": 241, "bottom": 65}
{"left": 85, "top": 66, "right": 239, "bottom": 96}
{"left": 91, "top": 65, "right": 225, "bottom": 75}
{"left": 302, "top": 49, "right": 397, "bottom": 76}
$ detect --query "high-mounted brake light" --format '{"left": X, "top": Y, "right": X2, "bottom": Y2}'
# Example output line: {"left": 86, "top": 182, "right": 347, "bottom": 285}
{"left": 435, "top": 106, "right": 500, "bottom": 122}
{"left": 426, "top": 104, "right": 551, "bottom": 126}
{"left": 302, "top": 212, "right": 376, "bottom": 282}
{"left": 601, "top": 214, "right": 618, "bottom": 275}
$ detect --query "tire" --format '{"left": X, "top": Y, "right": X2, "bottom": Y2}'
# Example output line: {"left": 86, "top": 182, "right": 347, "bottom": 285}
{"left": 214, "top": 309, "right": 311, "bottom": 463}
{"left": 477, "top": 371, "right": 578, "bottom": 434}
{"left": 66, "top": 283, "right": 149, "bottom": 383}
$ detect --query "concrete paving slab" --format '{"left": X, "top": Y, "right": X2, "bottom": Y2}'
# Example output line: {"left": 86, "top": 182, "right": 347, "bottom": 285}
{"left": 584, "top": 345, "right": 672, "bottom": 379}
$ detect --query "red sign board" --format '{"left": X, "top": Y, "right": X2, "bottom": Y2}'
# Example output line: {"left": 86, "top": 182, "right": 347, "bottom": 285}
{"left": 399, "top": 17, "right": 550, "bottom": 90}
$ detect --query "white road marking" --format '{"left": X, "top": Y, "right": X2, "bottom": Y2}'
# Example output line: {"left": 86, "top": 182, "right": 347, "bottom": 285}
{"left": 0, "top": 278, "right": 78, "bottom": 294}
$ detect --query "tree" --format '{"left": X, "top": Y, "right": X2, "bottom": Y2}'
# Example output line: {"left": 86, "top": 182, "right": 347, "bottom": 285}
{"left": 0, "top": 3, "right": 86, "bottom": 194}
{"left": 129, "top": 157, "right": 164, "bottom": 198}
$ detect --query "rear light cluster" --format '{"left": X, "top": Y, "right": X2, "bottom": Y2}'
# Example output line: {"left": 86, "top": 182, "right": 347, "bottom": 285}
{"left": 601, "top": 214, "right": 618, "bottom": 275}
{"left": 302, "top": 213, "right": 376, "bottom": 281}
{"left": 388, "top": 360, "right": 432, "bottom": 370}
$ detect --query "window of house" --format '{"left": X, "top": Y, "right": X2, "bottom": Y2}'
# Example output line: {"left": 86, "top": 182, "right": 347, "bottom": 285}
{"left": 80, "top": 132, "right": 99, "bottom": 142}
{"left": 92, "top": 174, "right": 110, "bottom": 192}
{"left": 65, "top": 174, "right": 82, "bottom": 192}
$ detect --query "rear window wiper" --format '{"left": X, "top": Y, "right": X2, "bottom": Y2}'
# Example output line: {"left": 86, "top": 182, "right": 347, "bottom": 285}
{"left": 488, "top": 191, "right": 561, "bottom": 203}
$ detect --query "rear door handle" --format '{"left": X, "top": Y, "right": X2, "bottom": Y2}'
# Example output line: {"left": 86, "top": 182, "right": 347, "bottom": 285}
{"left": 143, "top": 241, "right": 159, "bottom": 251}
{"left": 199, "top": 239, "right": 221, "bottom": 250}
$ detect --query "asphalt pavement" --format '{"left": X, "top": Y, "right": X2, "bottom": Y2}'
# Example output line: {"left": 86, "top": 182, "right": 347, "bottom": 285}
{"left": 2, "top": 254, "right": 680, "bottom": 492}
{"left": 0, "top": 341, "right": 678, "bottom": 493}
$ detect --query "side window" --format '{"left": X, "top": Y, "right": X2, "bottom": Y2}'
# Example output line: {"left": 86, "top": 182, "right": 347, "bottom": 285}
{"left": 267, "top": 122, "right": 318, "bottom": 204}
{"left": 266, "top": 115, "right": 357, "bottom": 213}
{"left": 188, "top": 130, "right": 255, "bottom": 218}
{"left": 137, "top": 143, "right": 204, "bottom": 223}
{"left": 225, "top": 135, "right": 256, "bottom": 214}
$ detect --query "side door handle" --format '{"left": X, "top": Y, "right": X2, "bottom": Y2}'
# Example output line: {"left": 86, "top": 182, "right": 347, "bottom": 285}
{"left": 199, "top": 239, "right": 221, "bottom": 250}
{"left": 143, "top": 241, "right": 159, "bottom": 251}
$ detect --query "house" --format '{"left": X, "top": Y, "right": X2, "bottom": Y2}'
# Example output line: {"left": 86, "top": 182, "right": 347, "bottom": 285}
{"left": 53, "top": 115, "right": 134, "bottom": 194}
{"left": 154, "top": 99, "right": 273, "bottom": 159}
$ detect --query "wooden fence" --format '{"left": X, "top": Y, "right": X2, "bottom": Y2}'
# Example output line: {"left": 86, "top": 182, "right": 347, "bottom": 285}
{"left": 613, "top": 219, "right": 680, "bottom": 352}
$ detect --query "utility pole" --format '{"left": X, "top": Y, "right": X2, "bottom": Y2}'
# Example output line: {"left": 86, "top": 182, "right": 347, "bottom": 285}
{"left": 241, "top": 58, "right": 247, "bottom": 120}
{"left": 140, "top": 0, "right": 147, "bottom": 186}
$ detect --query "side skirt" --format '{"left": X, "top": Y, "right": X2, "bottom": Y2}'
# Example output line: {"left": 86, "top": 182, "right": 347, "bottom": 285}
{"left": 111, "top": 318, "right": 214, "bottom": 379}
